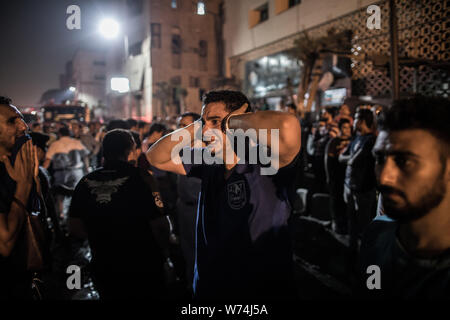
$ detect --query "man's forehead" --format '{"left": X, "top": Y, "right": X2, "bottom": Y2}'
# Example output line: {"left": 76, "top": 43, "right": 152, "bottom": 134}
{"left": 0, "top": 104, "right": 22, "bottom": 119}
{"left": 374, "top": 129, "right": 439, "bottom": 155}
{"left": 201, "top": 102, "right": 227, "bottom": 118}
{"left": 180, "top": 115, "right": 193, "bottom": 122}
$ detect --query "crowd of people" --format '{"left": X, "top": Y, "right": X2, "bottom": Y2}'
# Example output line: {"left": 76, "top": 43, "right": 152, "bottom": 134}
{"left": 0, "top": 91, "right": 449, "bottom": 300}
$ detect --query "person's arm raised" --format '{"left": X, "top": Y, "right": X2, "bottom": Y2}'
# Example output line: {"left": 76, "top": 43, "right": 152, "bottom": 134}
{"left": 225, "top": 109, "right": 301, "bottom": 168}
{"left": 146, "top": 120, "right": 201, "bottom": 175}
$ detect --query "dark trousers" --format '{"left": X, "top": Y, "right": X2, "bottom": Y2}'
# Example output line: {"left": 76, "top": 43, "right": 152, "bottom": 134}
{"left": 329, "top": 186, "right": 348, "bottom": 234}
{"left": 347, "top": 188, "right": 377, "bottom": 252}
{"left": 312, "top": 156, "right": 327, "bottom": 193}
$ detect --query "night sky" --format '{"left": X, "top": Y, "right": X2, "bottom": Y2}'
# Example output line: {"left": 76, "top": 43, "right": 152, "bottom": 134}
{"left": 0, "top": 0, "right": 121, "bottom": 107}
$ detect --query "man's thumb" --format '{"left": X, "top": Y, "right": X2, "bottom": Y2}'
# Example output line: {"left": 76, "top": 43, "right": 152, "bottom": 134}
{"left": 1, "top": 156, "right": 14, "bottom": 175}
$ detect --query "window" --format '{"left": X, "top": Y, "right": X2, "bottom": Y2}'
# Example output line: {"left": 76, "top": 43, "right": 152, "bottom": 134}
{"left": 172, "top": 34, "right": 182, "bottom": 69}
{"left": 199, "top": 40, "right": 208, "bottom": 57}
{"left": 151, "top": 23, "right": 161, "bottom": 49}
{"left": 126, "top": 0, "right": 143, "bottom": 16}
{"left": 171, "top": 0, "right": 177, "bottom": 9}
{"left": 289, "top": 0, "right": 301, "bottom": 8}
{"left": 129, "top": 41, "right": 142, "bottom": 56}
{"left": 189, "top": 76, "right": 200, "bottom": 88}
{"left": 259, "top": 4, "right": 269, "bottom": 22}
{"left": 94, "top": 75, "right": 106, "bottom": 81}
{"left": 249, "top": 3, "right": 269, "bottom": 28}
{"left": 170, "top": 76, "right": 181, "bottom": 86}
{"left": 275, "top": 0, "right": 301, "bottom": 15}
{"left": 199, "top": 40, "right": 208, "bottom": 71}
{"left": 172, "top": 34, "right": 182, "bottom": 54}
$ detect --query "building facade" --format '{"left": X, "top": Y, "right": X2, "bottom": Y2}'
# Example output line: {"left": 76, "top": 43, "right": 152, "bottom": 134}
{"left": 223, "top": 0, "right": 450, "bottom": 110}
{"left": 72, "top": 49, "right": 108, "bottom": 113}
{"left": 113, "top": 0, "right": 224, "bottom": 121}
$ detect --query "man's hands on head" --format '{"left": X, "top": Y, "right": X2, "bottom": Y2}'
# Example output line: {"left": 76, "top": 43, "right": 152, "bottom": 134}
{"left": 221, "top": 103, "right": 249, "bottom": 133}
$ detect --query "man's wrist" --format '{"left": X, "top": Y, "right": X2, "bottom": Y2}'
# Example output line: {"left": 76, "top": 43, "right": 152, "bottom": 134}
{"left": 12, "top": 196, "right": 28, "bottom": 214}
{"left": 221, "top": 113, "right": 238, "bottom": 133}
{"left": 14, "top": 184, "right": 31, "bottom": 205}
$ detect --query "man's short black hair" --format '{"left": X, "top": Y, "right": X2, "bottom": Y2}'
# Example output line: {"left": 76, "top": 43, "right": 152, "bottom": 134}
{"left": 137, "top": 120, "right": 148, "bottom": 129}
{"left": 180, "top": 112, "right": 201, "bottom": 122}
{"left": 338, "top": 118, "right": 351, "bottom": 129}
{"left": 0, "top": 96, "right": 12, "bottom": 106}
{"left": 379, "top": 95, "right": 450, "bottom": 156}
{"left": 106, "top": 119, "right": 130, "bottom": 132}
{"left": 59, "top": 126, "right": 71, "bottom": 137}
{"left": 148, "top": 122, "right": 167, "bottom": 136}
{"left": 202, "top": 90, "right": 252, "bottom": 113}
{"left": 126, "top": 118, "right": 138, "bottom": 129}
{"left": 355, "top": 108, "right": 375, "bottom": 129}
{"left": 286, "top": 103, "right": 296, "bottom": 111}
{"left": 103, "top": 129, "right": 135, "bottom": 162}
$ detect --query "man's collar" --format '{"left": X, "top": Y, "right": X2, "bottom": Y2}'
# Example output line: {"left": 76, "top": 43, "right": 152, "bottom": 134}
{"left": 103, "top": 160, "right": 134, "bottom": 170}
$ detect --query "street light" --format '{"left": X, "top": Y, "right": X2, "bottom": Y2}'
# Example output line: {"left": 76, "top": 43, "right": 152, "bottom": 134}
{"left": 111, "top": 77, "right": 130, "bottom": 93}
{"left": 99, "top": 18, "right": 120, "bottom": 39}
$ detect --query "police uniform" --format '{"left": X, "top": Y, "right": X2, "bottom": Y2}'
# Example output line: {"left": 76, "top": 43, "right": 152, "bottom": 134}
{"left": 69, "top": 160, "right": 166, "bottom": 299}
{"left": 182, "top": 147, "right": 298, "bottom": 300}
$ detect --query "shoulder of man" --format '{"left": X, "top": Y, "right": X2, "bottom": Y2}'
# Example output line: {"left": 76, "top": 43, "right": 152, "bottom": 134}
{"left": 137, "top": 167, "right": 165, "bottom": 214}
{"left": 360, "top": 216, "right": 397, "bottom": 264}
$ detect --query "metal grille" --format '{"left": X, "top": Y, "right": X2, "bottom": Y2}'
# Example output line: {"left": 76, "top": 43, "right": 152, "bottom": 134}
{"left": 231, "top": 0, "right": 450, "bottom": 99}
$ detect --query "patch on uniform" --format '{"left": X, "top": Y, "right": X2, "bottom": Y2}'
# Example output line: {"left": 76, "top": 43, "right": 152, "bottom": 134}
{"left": 227, "top": 180, "right": 247, "bottom": 210}
{"left": 152, "top": 192, "right": 164, "bottom": 208}
{"left": 85, "top": 177, "right": 129, "bottom": 204}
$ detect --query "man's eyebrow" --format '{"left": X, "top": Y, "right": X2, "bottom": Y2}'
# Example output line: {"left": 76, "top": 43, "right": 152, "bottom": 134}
{"left": 7, "top": 115, "right": 21, "bottom": 123}
{"left": 372, "top": 149, "right": 420, "bottom": 158}
{"left": 206, "top": 116, "right": 221, "bottom": 121}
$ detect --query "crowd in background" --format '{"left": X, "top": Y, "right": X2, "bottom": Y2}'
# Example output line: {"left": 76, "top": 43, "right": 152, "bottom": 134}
{"left": 1, "top": 92, "right": 449, "bottom": 300}
{"left": 22, "top": 100, "right": 384, "bottom": 297}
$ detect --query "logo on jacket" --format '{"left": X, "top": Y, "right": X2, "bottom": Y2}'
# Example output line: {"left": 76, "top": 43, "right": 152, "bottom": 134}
{"left": 227, "top": 180, "right": 247, "bottom": 210}
{"left": 85, "top": 177, "right": 129, "bottom": 204}
{"left": 152, "top": 192, "right": 164, "bottom": 208}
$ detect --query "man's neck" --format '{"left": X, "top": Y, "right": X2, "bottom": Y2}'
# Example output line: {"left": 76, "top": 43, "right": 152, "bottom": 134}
{"left": 399, "top": 196, "right": 450, "bottom": 258}
{"left": 224, "top": 153, "right": 239, "bottom": 177}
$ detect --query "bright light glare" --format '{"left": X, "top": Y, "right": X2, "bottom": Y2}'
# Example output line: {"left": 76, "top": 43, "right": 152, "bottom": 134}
{"left": 111, "top": 77, "right": 130, "bottom": 93}
{"left": 197, "top": 1, "right": 205, "bottom": 15}
{"left": 69, "top": 86, "right": 76, "bottom": 92}
{"left": 99, "top": 19, "right": 119, "bottom": 39}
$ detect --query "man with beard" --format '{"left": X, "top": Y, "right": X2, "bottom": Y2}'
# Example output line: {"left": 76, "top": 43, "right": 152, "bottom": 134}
{"left": 0, "top": 96, "right": 41, "bottom": 299}
{"left": 358, "top": 96, "right": 450, "bottom": 299}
